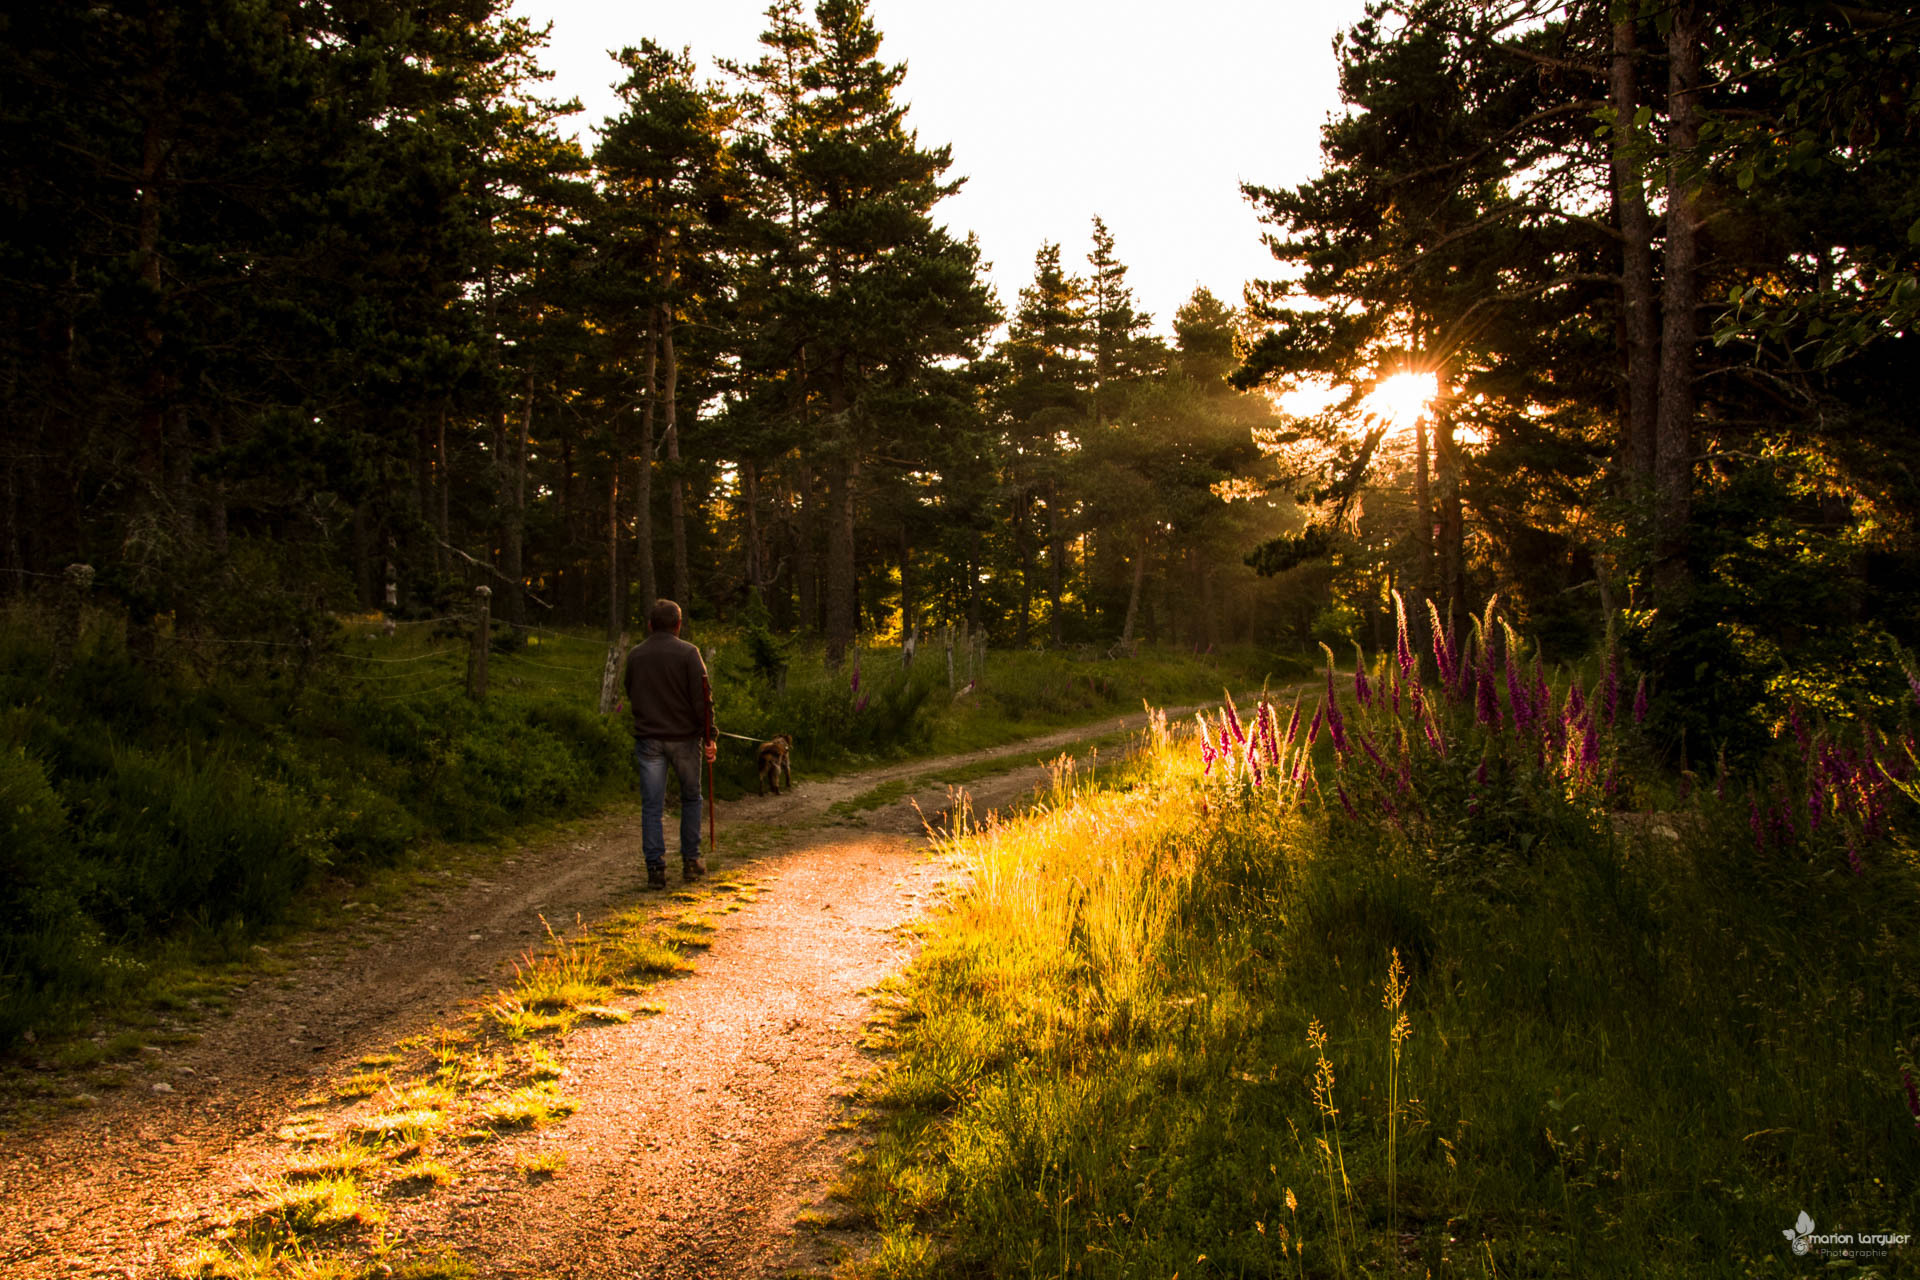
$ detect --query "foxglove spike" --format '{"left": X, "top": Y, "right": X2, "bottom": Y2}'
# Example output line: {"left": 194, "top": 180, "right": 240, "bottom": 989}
{"left": 1632, "top": 675, "right": 1648, "bottom": 725}
{"left": 1393, "top": 590, "right": 1416, "bottom": 678}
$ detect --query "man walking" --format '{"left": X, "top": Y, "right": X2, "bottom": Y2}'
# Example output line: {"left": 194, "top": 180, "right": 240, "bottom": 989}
{"left": 623, "top": 598, "right": 717, "bottom": 889}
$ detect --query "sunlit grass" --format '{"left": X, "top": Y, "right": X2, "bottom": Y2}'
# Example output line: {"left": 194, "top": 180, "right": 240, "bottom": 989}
{"left": 481, "top": 1083, "right": 579, "bottom": 1132}
{"left": 836, "top": 714, "right": 1920, "bottom": 1278}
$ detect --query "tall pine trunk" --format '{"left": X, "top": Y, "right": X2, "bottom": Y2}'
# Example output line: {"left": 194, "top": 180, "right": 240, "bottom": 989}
{"left": 664, "top": 325, "right": 690, "bottom": 606}
{"left": 1119, "top": 531, "right": 1149, "bottom": 647}
{"left": 434, "top": 404, "right": 451, "bottom": 579}
{"left": 1435, "top": 398, "right": 1466, "bottom": 636}
{"left": 1611, "top": 11, "right": 1659, "bottom": 501}
{"left": 898, "top": 524, "right": 913, "bottom": 642}
{"left": 824, "top": 450, "right": 857, "bottom": 665}
{"left": 742, "top": 457, "right": 764, "bottom": 592}
{"left": 635, "top": 309, "right": 659, "bottom": 610}
{"left": 1047, "top": 477, "right": 1065, "bottom": 646}
{"left": 503, "top": 372, "right": 532, "bottom": 625}
{"left": 1013, "top": 487, "right": 1032, "bottom": 647}
{"left": 1655, "top": 2, "right": 1705, "bottom": 602}
{"left": 1413, "top": 412, "right": 1435, "bottom": 614}
{"left": 796, "top": 466, "right": 819, "bottom": 632}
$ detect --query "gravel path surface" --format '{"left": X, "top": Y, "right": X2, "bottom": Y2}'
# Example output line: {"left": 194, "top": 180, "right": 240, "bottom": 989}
{"left": 0, "top": 707, "right": 1171, "bottom": 1279}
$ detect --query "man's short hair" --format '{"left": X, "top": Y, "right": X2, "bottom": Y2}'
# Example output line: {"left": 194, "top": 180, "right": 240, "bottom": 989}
{"left": 648, "top": 598, "right": 683, "bottom": 633}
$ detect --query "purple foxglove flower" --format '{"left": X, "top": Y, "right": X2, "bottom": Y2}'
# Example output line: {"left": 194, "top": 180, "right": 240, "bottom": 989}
{"left": 1602, "top": 653, "right": 1620, "bottom": 726}
{"left": 1426, "top": 599, "right": 1455, "bottom": 684}
{"left": 1580, "top": 718, "right": 1600, "bottom": 774}
{"left": 1847, "top": 837, "right": 1863, "bottom": 875}
{"left": 1749, "top": 797, "right": 1765, "bottom": 849}
{"left": 1421, "top": 715, "right": 1445, "bottom": 757}
{"left": 1245, "top": 734, "right": 1264, "bottom": 787}
{"left": 1908, "top": 669, "right": 1920, "bottom": 711}
{"left": 1789, "top": 703, "right": 1809, "bottom": 750}
{"left": 1807, "top": 788, "right": 1822, "bottom": 832}
{"left": 1397, "top": 754, "right": 1413, "bottom": 793}
{"left": 1360, "top": 733, "right": 1386, "bottom": 772}
{"left": 1283, "top": 698, "right": 1302, "bottom": 749}
{"left": 854, "top": 691, "right": 869, "bottom": 714}
{"left": 1565, "top": 682, "right": 1587, "bottom": 723}
{"left": 1903, "top": 1069, "right": 1919, "bottom": 1125}
{"left": 1335, "top": 785, "right": 1358, "bottom": 819}
{"left": 1476, "top": 644, "right": 1500, "bottom": 730}
{"left": 1505, "top": 648, "right": 1528, "bottom": 732}
{"left": 1474, "top": 759, "right": 1488, "bottom": 787}
{"left": 1323, "top": 663, "right": 1349, "bottom": 754}
{"left": 1532, "top": 657, "right": 1551, "bottom": 729}
{"left": 1354, "top": 664, "right": 1372, "bottom": 708}
{"left": 1224, "top": 693, "right": 1247, "bottom": 746}
{"left": 1305, "top": 706, "right": 1324, "bottom": 749}
{"left": 1632, "top": 675, "right": 1648, "bottom": 725}
{"left": 1394, "top": 591, "right": 1416, "bottom": 679}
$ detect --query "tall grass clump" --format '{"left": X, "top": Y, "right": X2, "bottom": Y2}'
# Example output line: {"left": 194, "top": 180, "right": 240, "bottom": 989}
{"left": 841, "top": 599, "right": 1920, "bottom": 1277}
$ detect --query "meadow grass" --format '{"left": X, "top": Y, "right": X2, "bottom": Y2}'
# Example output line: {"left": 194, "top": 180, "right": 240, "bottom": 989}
{"left": 841, "top": 716, "right": 1920, "bottom": 1278}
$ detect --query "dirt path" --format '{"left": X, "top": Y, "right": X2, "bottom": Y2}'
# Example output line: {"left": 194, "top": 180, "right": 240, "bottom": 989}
{"left": 0, "top": 705, "right": 1175, "bottom": 1279}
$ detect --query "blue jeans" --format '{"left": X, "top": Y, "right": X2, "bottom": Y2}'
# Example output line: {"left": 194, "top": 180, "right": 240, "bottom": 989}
{"left": 635, "top": 737, "right": 703, "bottom": 869}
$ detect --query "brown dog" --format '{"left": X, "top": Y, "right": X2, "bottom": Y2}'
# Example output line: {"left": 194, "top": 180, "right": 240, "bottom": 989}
{"left": 756, "top": 734, "right": 793, "bottom": 795}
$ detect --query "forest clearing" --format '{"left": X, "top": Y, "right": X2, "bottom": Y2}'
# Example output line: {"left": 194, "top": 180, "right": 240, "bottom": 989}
{"left": 3, "top": 0, "right": 1919, "bottom": 1276}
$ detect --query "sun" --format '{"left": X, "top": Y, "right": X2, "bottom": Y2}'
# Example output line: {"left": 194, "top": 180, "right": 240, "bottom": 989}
{"left": 1360, "top": 371, "right": 1438, "bottom": 434}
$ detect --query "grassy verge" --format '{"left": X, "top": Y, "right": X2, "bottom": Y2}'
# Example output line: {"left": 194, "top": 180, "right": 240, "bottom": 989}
{"left": 836, "top": 706, "right": 1920, "bottom": 1277}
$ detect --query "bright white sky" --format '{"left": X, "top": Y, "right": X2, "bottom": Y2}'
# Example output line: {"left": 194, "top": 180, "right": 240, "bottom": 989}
{"left": 511, "top": 0, "right": 1368, "bottom": 335}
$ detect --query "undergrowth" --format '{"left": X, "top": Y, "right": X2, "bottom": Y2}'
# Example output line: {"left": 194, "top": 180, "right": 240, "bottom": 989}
{"left": 840, "top": 617, "right": 1920, "bottom": 1277}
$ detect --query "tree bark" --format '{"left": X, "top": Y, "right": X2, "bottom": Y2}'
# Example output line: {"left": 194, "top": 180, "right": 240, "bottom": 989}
{"left": 966, "top": 528, "right": 983, "bottom": 631}
{"left": 1413, "top": 411, "right": 1435, "bottom": 611}
{"left": 434, "top": 403, "right": 451, "bottom": 579}
{"left": 663, "top": 324, "right": 690, "bottom": 607}
{"left": 1047, "top": 477, "right": 1065, "bottom": 646}
{"left": 635, "top": 309, "right": 659, "bottom": 611}
{"left": 796, "top": 466, "right": 819, "bottom": 632}
{"left": 824, "top": 450, "right": 857, "bottom": 665}
{"left": 605, "top": 458, "right": 621, "bottom": 642}
{"left": 1655, "top": 2, "right": 1705, "bottom": 601}
{"left": 664, "top": 333, "right": 695, "bottom": 614}
{"left": 1611, "top": 8, "right": 1659, "bottom": 501}
{"left": 1013, "top": 486, "right": 1032, "bottom": 647}
{"left": 503, "top": 371, "right": 533, "bottom": 625}
{"left": 1434, "top": 398, "right": 1466, "bottom": 636}
{"left": 898, "top": 524, "right": 913, "bottom": 642}
{"left": 742, "top": 457, "right": 764, "bottom": 592}
{"left": 1120, "top": 530, "right": 1149, "bottom": 647}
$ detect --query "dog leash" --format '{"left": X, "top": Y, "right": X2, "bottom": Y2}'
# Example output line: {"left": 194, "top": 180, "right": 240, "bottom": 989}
{"left": 714, "top": 729, "right": 767, "bottom": 743}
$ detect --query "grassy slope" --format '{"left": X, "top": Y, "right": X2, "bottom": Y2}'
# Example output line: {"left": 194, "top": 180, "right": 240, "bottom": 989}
{"left": 841, "top": 718, "right": 1920, "bottom": 1279}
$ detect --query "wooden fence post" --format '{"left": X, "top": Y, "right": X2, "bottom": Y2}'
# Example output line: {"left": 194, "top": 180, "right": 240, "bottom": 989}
{"left": 944, "top": 625, "right": 955, "bottom": 691}
{"left": 51, "top": 562, "right": 92, "bottom": 678}
{"left": 468, "top": 585, "right": 492, "bottom": 700}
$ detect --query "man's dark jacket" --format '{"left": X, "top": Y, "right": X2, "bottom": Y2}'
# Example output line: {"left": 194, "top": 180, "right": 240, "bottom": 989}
{"left": 623, "top": 632, "right": 713, "bottom": 742}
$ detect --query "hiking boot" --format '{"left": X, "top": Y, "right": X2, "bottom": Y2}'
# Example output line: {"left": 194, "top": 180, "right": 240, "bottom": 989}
{"left": 681, "top": 855, "right": 707, "bottom": 883}
{"left": 646, "top": 864, "right": 669, "bottom": 891}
